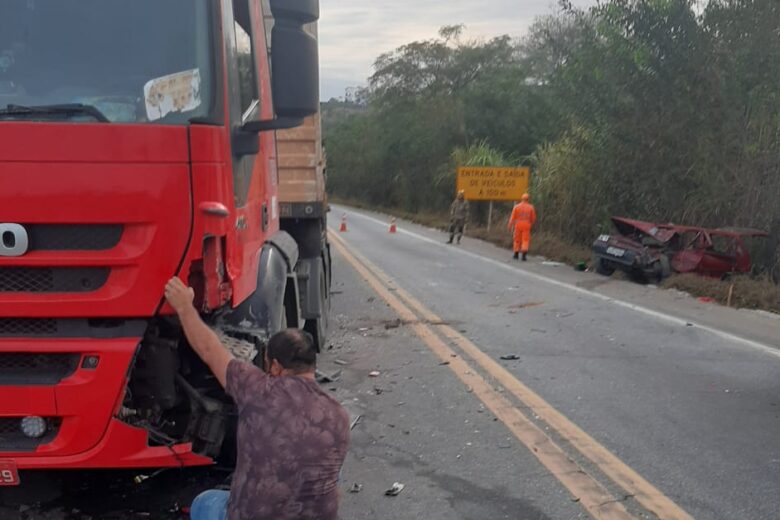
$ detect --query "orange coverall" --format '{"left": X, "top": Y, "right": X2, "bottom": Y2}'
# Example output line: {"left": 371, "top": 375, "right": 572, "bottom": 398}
{"left": 508, "top": 201, "right": 537, "bottom": 254}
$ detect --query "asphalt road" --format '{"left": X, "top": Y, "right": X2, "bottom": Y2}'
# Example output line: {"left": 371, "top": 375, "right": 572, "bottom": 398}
{"left": 3, "top": 206, "right": 779, "bottom": 519}
{"left": 331, "top": 205, "right": 780, "bottom": 520}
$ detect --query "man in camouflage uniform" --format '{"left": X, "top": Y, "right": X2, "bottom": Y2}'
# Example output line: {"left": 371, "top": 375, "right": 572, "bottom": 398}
{"left": 448, "top": 190, "right": 470, "bottom": 244}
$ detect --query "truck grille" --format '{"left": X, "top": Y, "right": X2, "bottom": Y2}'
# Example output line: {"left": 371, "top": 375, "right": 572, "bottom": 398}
{"left": 0, "top": 318, "right": 147, "bottom": 338}
{"left": 0, "top": 267, "right": 109, "bottom": 293}
{"left": 0, "top": 353, "right": 80, "bottom": 385}
{"left": 26, "top": 224, "right": 123, "bottom": 251}
{"left": 0, "top": 319, "right": 57, "bottom": 336}
{"left": 0, "top": 417, "right": 61, "bottom": 452}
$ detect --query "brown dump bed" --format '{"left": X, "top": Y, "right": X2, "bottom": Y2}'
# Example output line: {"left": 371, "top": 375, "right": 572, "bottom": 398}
{"left": 276, "top": 114, "right": 325, "bottom": 205}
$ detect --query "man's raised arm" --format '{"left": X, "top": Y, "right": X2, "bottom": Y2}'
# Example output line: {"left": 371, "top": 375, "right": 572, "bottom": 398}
{"left": 164, "top": 277, "right": 234, "bottom": 388}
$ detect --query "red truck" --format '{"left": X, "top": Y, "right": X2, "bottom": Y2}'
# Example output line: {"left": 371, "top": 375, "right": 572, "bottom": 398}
{"left": 0, "top": 0, "right": 326, "bottom": 480}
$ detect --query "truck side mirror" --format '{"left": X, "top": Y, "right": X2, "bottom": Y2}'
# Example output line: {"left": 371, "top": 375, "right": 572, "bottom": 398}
{"left": 269, "top": 0, "right": 319, "bottom": 120}
{"left": 235, "top": 0, "right": 318, "bottom": 147}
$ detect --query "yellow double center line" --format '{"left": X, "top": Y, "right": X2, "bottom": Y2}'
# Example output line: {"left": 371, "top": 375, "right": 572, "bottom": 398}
{"left": 330, "top": 231, "right": 694, "bottom": 520}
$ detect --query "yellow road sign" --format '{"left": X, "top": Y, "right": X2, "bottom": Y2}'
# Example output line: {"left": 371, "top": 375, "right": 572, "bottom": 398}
{"left": 457, "top": 166, "right": 530, "bottom": 202}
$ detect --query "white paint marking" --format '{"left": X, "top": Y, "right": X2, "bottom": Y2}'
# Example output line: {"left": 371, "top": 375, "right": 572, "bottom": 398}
{"left": 335, "top": 207, "right": 780, "bottom": 360}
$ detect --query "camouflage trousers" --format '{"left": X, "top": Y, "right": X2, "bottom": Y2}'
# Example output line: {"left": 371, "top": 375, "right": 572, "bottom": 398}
{"left": 449, "top": 218, "right": 466, "bottom": 242}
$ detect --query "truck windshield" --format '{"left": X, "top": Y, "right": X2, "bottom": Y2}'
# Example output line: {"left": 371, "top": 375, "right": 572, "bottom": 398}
{"left": 0, "top": 0, "right": 215, "bottom": 125}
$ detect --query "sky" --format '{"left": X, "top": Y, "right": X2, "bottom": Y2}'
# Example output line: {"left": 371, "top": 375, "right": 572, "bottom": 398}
{"left": 319, "top": 0, "right": 595, "bottom": 100}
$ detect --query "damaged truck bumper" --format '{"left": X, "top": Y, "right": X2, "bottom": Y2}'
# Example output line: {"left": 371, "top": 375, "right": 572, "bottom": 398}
{"left": 0, "top": 336, "right": 213, "bottom": 470}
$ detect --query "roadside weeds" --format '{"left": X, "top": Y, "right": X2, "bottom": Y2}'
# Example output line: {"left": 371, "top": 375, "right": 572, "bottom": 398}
{"left": 663, "top": 274, "right": 780, "bottom": 315}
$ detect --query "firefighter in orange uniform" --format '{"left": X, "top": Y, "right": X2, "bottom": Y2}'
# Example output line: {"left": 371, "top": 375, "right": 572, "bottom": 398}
{"left": 508, "top": 193, "right": 537, "bottom": 261}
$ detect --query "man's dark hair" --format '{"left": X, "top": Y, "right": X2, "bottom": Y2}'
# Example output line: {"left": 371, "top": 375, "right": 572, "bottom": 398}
{"left": 266, "top": 329, "right": 317, "bottom": 373}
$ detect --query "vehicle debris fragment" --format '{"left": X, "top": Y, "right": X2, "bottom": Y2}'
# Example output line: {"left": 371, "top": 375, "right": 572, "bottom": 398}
{"left": 316, "top": 370, "right": 342, "bottom": 383}
{"left": 384, "top": 319, "right": 402, "bottom": 329}
{"left": 508, "top": 302, "right": 544, "bottom": 310}
{"left": 385, "top": 482, "right": 405, "bottom": 496}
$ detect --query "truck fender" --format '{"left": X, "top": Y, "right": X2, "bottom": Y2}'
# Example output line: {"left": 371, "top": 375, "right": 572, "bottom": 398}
{"left": 227, "top": 231, "right": 300, "bottom": 336}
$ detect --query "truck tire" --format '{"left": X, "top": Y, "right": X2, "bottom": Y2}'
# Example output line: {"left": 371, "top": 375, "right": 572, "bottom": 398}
{"left": 281, "top": 220, "right": 330, "bottom": 350}
{"left": 283, "top": 219, "right": 324, "bottom": 259}
{"left": 594, "top": 256, "right": 615, "bottom": 276}
{"left": 304, "top": 259, "right": 329, "bottom": 351}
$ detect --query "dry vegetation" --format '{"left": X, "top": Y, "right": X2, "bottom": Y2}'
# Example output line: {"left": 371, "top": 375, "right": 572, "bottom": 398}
{"left": 663, "top": 274, "right": 780, "bottom": 314}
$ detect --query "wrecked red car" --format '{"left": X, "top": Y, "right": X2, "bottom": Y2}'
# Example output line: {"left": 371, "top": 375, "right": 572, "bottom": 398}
{"left": 592, "top": 217, "right": 768, "bottom": 282}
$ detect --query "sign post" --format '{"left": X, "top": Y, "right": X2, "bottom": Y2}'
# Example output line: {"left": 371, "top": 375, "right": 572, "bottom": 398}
{"left": 456, "top": 166, "right": 531, "bottom": 231}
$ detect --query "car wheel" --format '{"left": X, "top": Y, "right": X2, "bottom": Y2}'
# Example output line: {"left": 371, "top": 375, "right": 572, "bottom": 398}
{"left": 654, "top": 256, "right": 672, "bottom": 282}
{"left": 594, "top": 256, "right": 615, "bottom": 276}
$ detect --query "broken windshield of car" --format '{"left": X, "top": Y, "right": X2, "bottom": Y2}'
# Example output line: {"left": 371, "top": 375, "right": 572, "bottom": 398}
{"left": 0, "top": 0, "right": 214, "bottom": 124}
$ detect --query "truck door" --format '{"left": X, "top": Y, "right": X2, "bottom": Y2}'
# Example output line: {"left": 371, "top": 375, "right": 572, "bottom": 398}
{"left": 223, "top": 0, "right": 273, "bottom": 302}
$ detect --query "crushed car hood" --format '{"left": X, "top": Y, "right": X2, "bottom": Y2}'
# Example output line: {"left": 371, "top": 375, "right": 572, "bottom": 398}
{"left": 611, "top": 217, "right": 679, "bottom": 244}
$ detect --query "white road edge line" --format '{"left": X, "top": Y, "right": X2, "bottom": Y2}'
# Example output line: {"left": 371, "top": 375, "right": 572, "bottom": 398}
{"left": 335, "top": 207, "right": 780, "bottom": 360}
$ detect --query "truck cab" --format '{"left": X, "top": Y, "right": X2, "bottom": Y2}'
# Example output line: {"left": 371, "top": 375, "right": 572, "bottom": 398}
{"left": 0, "top": 0, "right": 320, "bottom": 473}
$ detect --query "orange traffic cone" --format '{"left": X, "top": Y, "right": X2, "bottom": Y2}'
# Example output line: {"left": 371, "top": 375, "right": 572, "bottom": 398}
{"left": 339, "top": 214, "right": 348, "bottom": 233}
{"left": 389, "top": 218, "right": 397, "bottom": 234}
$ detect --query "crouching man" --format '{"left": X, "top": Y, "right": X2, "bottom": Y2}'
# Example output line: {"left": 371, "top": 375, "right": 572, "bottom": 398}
{"left": 163, "top": 277, "right": 350, "bottom": 520}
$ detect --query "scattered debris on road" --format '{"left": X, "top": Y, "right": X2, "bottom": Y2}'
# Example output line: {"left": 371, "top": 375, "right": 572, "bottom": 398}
{"left": 316, "top": 370, "right": 342, "bottom": 383}
{"left": 500, "top": 355, "right": 521, "bottom": 361}
{"left": 369, "top": 370, "right": 381, "bottom": 377}
{"left": 384, "top": 482, "right": 405, "bottom": 496}
{"left": 349, "top": 483, "right": 363, "bottom": 494}
{"left": 508, "top": 302, "right": 544, "bottom": 310}
{"left": 384, "top": 319, "right": 402, "bottom": 329}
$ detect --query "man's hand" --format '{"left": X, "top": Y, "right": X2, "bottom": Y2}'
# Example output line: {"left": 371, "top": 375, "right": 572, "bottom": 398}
{"left": 165, "top": 277, "right": 195, "bottom": 315}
